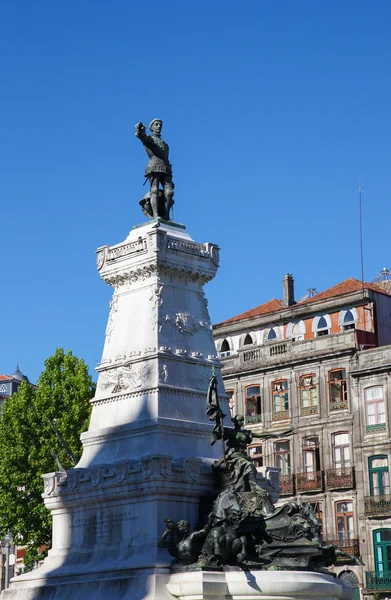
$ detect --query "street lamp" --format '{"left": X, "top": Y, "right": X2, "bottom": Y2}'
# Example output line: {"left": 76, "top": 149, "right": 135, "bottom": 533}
{"left": 2, "top": 531, "right": 13, "bottom": 590}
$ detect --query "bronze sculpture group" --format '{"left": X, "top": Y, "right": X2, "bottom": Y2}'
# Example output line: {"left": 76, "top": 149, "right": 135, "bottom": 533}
{"left": 159, "top": 373, "right": 359, "bottom": 571}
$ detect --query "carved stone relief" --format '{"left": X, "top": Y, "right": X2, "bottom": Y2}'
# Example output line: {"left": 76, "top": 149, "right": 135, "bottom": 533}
{"left": 43, "top": 475, "right": 55, "bottom": 495}
{"left": 105, "top": 294, "right": 118, "bottom": 343}
{"left": 98, "top": 363, "right": 152, "bottom": 394}
{"left": 184, "top": 458, "right": 201, "bottom": 481}
{"left": 159, "top": 363, "right": 168, "bottom": 383}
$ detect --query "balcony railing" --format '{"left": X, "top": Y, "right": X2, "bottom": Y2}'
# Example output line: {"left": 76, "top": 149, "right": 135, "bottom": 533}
{"left": 366, "top": 571, "right": 391, "bottom": 591}
{"left": 280, "top": 474, "right": 295, "bottom": 496}
{"left": 364, "top": 494, "right": 391, "bottom": 517}
{"left": 329, "top": 400, "right": 348, "bottom": 411}
{"left": 270, "top": 343, "right": 287, "bottom": 357}
{"left": 296, "top": 471, "right": 323, "bottom": 493}
{"left": 245, "top": 414, "right": 262, "bottom": 425}
{"left": 366, "top": 423, "right": 387, "bottom": 434}
{"left": 326, "top": 467, "right": 355, "bottom": 490}
{"left": 272, "top": 410, "right": 290, "bottom": 421}
{"left": 324, "top": 538, "right": 360, "bottom": 560}
{"left": 300, "top": 405, "right": 319, "bottom": 417}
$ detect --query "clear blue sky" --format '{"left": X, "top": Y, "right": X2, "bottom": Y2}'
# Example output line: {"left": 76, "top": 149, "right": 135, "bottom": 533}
{"left": 1, "top": 1, "right": 390, "bottom": 383}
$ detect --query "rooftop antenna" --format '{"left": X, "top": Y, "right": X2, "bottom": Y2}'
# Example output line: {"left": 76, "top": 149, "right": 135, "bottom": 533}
{"left": 358, "top": 174, "right": 366, "bottom": 293}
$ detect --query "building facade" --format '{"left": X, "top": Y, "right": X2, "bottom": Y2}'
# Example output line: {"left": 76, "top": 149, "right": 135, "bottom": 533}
{"left": 213, "top": 275, "right": 391, "bottom": 599}
{"left": 0, "top": 365, "right": 30, "bottom": 415}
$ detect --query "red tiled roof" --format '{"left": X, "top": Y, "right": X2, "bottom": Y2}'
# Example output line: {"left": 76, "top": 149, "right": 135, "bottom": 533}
{"left": 215, "top": 298, "right": 284, "bottom": 326}
{"left": 215, "top": 278, "right": 391, "bottom": 326}
{"left": 0, "top": 375, "right": 11, "bottom": 380}
{"left": 297, "top": 278, "right": 391, "bottom": 305}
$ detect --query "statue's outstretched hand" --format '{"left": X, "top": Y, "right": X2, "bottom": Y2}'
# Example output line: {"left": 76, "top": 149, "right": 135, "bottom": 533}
{"left": 135, "top": 122, "right": 146, "bottom": 137}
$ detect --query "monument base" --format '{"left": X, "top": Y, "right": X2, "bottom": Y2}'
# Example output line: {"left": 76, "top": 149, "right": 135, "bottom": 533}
{"left": 166, "top": 569, "right": 353, "bottom": 600}
{"left": 2, "top": 568, "right": 353, "bottom": 600}
{"left": 2, "top": 569, "right": 173, "bottom": 600}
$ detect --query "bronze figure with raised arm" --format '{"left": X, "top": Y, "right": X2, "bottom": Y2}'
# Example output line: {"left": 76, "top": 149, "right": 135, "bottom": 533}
{"left": 135, "top": 119, "right": 174, "bottom": 220}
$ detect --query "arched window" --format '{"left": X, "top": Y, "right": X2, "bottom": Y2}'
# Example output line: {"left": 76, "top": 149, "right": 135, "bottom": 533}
{"left": 220, "top": 339, "right": 231, "bottom": 358}
{"left": 287, "top": 320, "right": 306, "bottom": 341}
{"left": 221, "top": 339, "right": 230, "bottom": 352}
{"left": 343, "top": 310, "right": 355, "bottom": 331}
{"left": 267, "top": 328, "right": 277, "bottom": 341}
{"left": 338, "top": 308, "right": 358, "bottom": 332}
{"left": 338, "top": 571, "right": 359, "bottom": 600}
{"left": 244, "top": 334, "right": 253, "bottom": 346}
{"left": 316, "top": 316, "right": 329, "bottom": 336}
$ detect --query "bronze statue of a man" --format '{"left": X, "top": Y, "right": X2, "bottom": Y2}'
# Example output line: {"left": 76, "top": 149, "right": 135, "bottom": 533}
{"left": 135, "top": 119, "right": 174, "bottom": 220}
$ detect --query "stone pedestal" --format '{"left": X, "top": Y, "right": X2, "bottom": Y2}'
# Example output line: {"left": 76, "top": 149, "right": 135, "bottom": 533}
{"left": 166, "top": 569, "right": 353, "bottom": 600}
{"left": 3, "top": 220, "right": 275, "bottom": 600}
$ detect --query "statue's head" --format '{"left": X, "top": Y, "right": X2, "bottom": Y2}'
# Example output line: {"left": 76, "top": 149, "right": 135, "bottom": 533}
{"left": 232, "top": 414, "right": 245, "bottom": 428}
{"left": 149, "top": 119, "right": 163, "bottom": 135}
{"left": 177, "top": 520, "right": 190, "bottom": 535}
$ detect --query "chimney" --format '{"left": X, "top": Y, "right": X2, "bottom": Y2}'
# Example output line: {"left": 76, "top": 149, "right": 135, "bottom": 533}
{"left": 283, "top": 273, "right": 295, "bottom": 307}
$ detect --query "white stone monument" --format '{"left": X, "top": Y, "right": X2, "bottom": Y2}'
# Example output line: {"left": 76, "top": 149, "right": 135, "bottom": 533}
{"left": 3, "top": 218, "right": 352, "bottom": 600}
{"left": 1, "top": 220, "right": 239, "bottom": 598}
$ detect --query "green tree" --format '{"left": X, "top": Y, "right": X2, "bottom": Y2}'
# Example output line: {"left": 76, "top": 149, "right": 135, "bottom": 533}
{"left": 0, "top": 348, "right": 95, "bottom": 567}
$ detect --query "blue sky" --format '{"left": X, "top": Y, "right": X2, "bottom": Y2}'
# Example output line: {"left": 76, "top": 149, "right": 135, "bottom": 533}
{"left": 1, "top": 1, "right": 390, "bottom": 383}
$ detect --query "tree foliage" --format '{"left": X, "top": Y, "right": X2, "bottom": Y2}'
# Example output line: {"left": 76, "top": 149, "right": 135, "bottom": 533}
{"left": 0, "top": 348, "right": 95, "bottom": 564}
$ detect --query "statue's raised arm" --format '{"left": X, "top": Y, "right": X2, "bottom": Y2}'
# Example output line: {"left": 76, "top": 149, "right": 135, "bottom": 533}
{"left": 134, "top": 118, "right": 174, "bottom": 221}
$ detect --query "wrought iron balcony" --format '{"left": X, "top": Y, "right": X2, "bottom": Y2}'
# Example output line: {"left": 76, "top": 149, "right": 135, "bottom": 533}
{"left": 366, "top": 423, "right": 387, "bottom": 434}
{"left": 364, "top": 494, "right": 391, "bottom": 517}
{"left": 329, "top": 400, "right": 348, "bottom": 411}
{"left": 324, "top": 538, "right": 360, "bottom": 560}
{"left": 296, "top": 471, "right": 323, "bottom": 493}
{"left": 366, "top": 571, "right": 391, "bottom": 591}
{"left": 272, "top": 410, "right": 290, "bottom": 421}
{"left": 280, "top": 474, "right": 295, "bottom": 496}
{"left": 326, "top": 467, "right": 355, "bottom": 490}
{"left": 245, "top": 414, "right": 262, "bottom": 425}
{"left": 300, "top": 405, "right": 319, "bottom": 417}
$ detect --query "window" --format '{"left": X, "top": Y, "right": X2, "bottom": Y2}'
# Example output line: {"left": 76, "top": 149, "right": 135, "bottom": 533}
{"left": 267, "top": 328, "right": 277, "bottom": 341}
{"left": 316, "top": 316, "right": 329, "bottom": 336}
{"left": 335, "top": 501, "right": 354, "bottom": 544}
{"left": 303, "top": 436, "right": 320, "bottom": 472}
{"left": 274, "top": 440, "right": 291, "bottom": 475}
{"left": 267, "top": 329, "right": 277, "bottom": 341}
{"left": 248, "top": 444, "right": 263, "bottom": 468}
{"left": 243, "top": 334, "right": 253, "bottom": 346}
{"left": 332, "top": 433, "right": 351, "bottom": 468}
{"left": 342, "top": 310, "right": 356, "bottom": 331}
{"left": 220, "top": 339, "right": 231, "bottom": 357}
{"left": 328, "top": 369, "right": 348, "bottom": 409}
{"left": 0, "top": 384, "right": 7, "bottom": 394}
{"left": 369, "top": 456, "right": 390, "bottom": 497}
{"left": 272, "top": 380, "right": 289, "bottom": 417}
{"left": 312, "top": 501, "right": 324, "bottom": 537}
{"left": 365, "top": 386, "right": 386, "bottom": 432}
{"left": 245, "top": 385, "right": 262, "bottom": 423}
{"left": 299, "top": 374, "right": 318, "bottom": 413}
{"left": 288, "top": 320, "right": 305, "bottom": 341}
{"left": 373, "top": 529, "right": 391, "bottom": 574}
{"left": 226, "top": 390, "right": 235, "bottom": 414}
